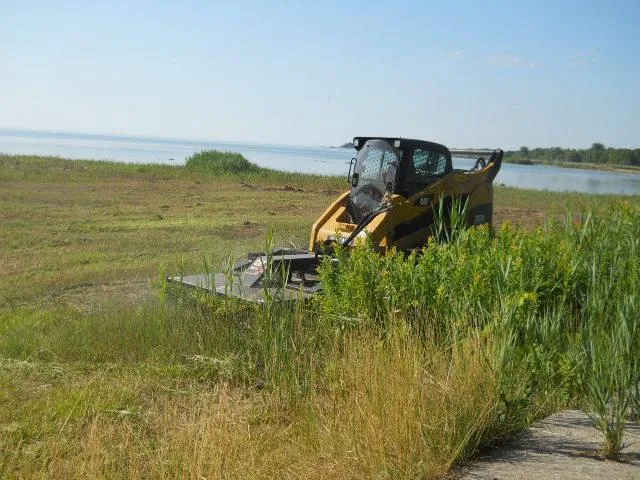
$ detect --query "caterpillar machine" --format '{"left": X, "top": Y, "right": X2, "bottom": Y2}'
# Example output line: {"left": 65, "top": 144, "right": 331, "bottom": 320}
{"left": 170, "top": 137, "right": 503, "bottom": 303}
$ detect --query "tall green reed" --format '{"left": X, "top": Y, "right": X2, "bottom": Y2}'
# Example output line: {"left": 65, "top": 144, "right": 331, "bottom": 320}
{"left": 178, "top": 198, "right": 639, "bottom": 459}
{"left": 316, "top": 200, "right": 640, "bottom": 452}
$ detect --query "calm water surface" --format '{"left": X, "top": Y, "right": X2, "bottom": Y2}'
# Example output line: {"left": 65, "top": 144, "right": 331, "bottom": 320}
{"left": 1, "top": 130, "right": 639, "bottom": 195}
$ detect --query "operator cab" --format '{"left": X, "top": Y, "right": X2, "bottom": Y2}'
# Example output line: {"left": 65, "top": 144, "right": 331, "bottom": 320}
{"left": 347, "top": 137, "right": 452, "bottom": 223}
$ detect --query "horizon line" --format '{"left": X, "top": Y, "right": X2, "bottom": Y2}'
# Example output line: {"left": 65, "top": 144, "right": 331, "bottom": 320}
{"left": 1, "top": 127, "right": 638, "bottom": 151}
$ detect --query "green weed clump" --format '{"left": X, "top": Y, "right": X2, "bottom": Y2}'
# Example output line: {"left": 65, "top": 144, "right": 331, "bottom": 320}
{"left": 185, "top": 150, "right": 262, "bottom": 175}
{"left": 2, "top": 154, "right": 639, "bottom": 477}
{"left": 317, "top": 199, "right": 640, "bottom": 459}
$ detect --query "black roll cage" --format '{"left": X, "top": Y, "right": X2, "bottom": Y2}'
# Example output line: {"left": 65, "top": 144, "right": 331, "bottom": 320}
{"left": 350, "top": 137, "right": 501, "bottom": 193}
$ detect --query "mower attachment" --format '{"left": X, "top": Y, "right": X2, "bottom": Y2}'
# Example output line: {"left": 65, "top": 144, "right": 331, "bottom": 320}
{"left": 168, "top": 249, "right": 322, "bottom": 304}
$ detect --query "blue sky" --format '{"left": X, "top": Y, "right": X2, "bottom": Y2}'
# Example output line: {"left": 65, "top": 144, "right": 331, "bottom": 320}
{"left": 1, "top": 1, "right": 638, "bottom": 149}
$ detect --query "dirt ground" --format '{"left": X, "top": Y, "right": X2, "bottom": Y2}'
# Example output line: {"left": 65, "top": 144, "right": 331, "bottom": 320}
{"left": 455, "top": 410, "right": 640, "bottom": 479}
{"left": 494, "top": 206, "right": 548, "bottom": 230}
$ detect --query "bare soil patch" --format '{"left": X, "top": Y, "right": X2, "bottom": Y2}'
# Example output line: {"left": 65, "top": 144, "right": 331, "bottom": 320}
{"left": 455, "top": 410, "right": 640, "bottom": 480}
{"left": 494, "top": 206, "right": 547, "bottom": 230}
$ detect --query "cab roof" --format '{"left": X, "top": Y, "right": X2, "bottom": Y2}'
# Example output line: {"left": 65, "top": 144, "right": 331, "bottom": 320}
{"left": 352, "top": 137, "right": 451, "bottom": 157}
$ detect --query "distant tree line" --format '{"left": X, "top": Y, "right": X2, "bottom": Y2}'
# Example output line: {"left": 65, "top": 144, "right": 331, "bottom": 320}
{"left": 504, "top": 143, "right": 640, "bottom": 166}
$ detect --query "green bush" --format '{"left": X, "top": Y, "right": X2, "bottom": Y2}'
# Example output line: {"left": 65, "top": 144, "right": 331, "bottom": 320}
{"left": 185, "top": 150, "right": 262, "bottom": 175}
{"left": 316, "top": 200, "right": 640, "bottom": 455}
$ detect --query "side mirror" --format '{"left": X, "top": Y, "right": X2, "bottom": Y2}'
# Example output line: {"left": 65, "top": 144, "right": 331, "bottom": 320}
{"left": 347, "top": 157, "right": 356, "bottom": 183}
{"left": 351, "top": 172, "right": 359, "bottom": 188}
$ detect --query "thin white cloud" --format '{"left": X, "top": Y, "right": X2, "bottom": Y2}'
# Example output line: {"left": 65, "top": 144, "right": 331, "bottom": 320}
{"left": 490, "top": 54, "right": 522, "bottom": 66}
{"left": 568, "top": 49, "right": 598, "bottom": 67}
{"left": 444, "top": 50, "right": 464, "bottom": 63}
{"left": 489, "top": 54, "right": 537, "bottom": 68}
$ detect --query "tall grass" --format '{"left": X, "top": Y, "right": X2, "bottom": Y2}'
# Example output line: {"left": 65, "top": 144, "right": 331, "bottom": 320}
{"left": 2, "top": 201, "right": 638, "bottom": 477}
{"left": 181, "top": 198, "right": 637, "bottom": 468}
{"left": 316, "top": 199, "right": 640, "bottom": 458}
{"left": 2, "top": 152, "right": 639, "bottom": 476}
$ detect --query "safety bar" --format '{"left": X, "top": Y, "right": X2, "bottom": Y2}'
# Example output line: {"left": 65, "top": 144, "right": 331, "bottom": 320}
{"left": 449, "top": 149, "right": 500, "bottom": 157}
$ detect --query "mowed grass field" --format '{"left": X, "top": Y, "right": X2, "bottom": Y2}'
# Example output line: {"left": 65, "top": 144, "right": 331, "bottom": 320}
{"left": 1, "top": 154, "right": 603, "bottom": 310}
{"left": 0, "top": 154, "right": 636, "bottom": 478}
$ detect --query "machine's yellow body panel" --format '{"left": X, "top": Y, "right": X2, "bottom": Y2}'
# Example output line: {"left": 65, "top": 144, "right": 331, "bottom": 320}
{"left": 309, "top": 158, "right": 499, "bottom": 253}
{"left": 172, "top": 138, "right": 502, "bottom": 304}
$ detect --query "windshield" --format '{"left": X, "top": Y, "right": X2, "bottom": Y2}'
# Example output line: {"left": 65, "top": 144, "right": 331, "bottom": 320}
{"left": 349, "top": 140, "right": 399, "bottom": 222}
{"left": 401, "top": 148, "right": 451, "bottom": 196}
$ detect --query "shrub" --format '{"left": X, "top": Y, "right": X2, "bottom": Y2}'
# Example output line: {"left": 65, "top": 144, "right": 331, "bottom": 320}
{"left": 185, "top": 150, "right": 262, "bottom": 175}
{"left": 317, "top": 201, "right": 640, "bottom": 457}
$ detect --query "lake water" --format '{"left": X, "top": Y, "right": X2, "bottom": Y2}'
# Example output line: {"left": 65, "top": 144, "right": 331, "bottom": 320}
{"left": 1, "top": 129, "right": 639, "bottom": 195}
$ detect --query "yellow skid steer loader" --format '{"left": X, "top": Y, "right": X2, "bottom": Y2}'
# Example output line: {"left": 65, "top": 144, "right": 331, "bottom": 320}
{"left": 170, "top": 137, "right": 503, "bottom": 303}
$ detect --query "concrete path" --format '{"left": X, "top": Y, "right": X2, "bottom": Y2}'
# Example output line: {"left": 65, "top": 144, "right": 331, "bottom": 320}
{"left": 457, "top": 410, "right": 640, "bottom": 479}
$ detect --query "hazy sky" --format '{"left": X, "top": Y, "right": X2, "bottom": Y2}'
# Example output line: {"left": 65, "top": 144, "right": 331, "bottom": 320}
{"left": 1, "top": 1, "right": 639, "bottom": 149}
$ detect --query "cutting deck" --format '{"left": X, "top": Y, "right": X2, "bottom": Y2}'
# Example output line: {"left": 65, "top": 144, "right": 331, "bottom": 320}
{"left": 170, "top": 137, "right": 503, "bottom": 303}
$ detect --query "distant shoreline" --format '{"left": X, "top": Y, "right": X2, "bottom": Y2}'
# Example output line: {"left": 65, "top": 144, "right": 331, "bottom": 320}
{"left": 504, "top": 158, "right": 640, "bottom": 174}
{"left": 2, "top": 153, "right": 639, "bottom": 196}
{"left": 327, "top": 139, "right": 640, "bottom": 174}
{"left": 2, "top": 127, "right": 640, "bottom": 177}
